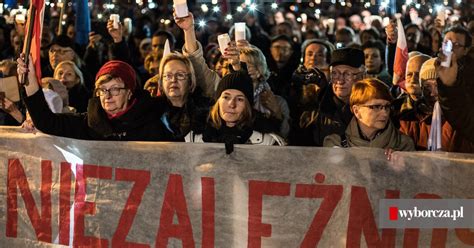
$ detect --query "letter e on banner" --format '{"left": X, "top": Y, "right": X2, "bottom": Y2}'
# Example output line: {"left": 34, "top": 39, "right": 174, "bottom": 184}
{"left": 247, "top": 180, "right": 291, "bottom": 248}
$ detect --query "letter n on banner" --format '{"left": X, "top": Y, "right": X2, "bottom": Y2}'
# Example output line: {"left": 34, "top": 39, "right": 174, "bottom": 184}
{"left": 6, "top": 159, "right": 52, "bottom": 243}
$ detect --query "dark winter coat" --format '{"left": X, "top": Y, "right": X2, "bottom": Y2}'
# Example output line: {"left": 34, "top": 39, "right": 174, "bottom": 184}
{"left": 25, "top": 89, "right": 171, "bottom": 141}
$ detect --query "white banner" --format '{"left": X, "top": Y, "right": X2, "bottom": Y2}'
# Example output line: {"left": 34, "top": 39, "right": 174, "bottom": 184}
{"left": 0, "top": 127, "right": 473, "bottom": 247}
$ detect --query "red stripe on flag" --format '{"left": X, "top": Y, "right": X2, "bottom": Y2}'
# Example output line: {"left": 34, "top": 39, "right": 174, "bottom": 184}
{"left": 23, "top": 0, "right": 45, "bottom": 85}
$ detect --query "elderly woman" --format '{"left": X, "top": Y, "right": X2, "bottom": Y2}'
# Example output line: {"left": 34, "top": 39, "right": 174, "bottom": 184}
{"left": 185, "top": 71, "right": 285, "bottom": 146}
{"left": 324, "top": 78, "right": 415, "bottom": 150}
{"left": 156, "top": 52, "right": 211, "bottom": 141}
{"left": 238, "top": 46, "right": 291, "bottom": 139}
{"left": 17, "top": 55, "right": 169, "bottom": 141}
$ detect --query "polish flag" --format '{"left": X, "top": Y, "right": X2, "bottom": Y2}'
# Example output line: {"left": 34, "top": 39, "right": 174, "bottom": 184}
{"left": 23, "top": 0, "right": 45, "bottom": 84}
{"left": 392, "top": 18, "right": 408, "bottom": 91}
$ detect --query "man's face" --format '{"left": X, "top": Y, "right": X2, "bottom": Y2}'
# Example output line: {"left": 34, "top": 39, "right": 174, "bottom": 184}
{"left": 405, "top": 57, "right": 425, "bottom": 98}
{"left": 349, "top": 15, "right": 362, "bottom": 31}
{"left": 48, "top": 44, "right": 75, "bottom": 69}
{"left": 331, "top": 65, "right": 364, "bottom": 101}
{"left": 151, "top": 36, "right": 167, "bottom": 55}
{"left": 363, "top": 48, "right": 382, "bottom": 74}
{"left": 405, "top": 27, "right": 420, "bottom": 51}
{"left": 444, "top": 31, "right": 468, "bottom": 59}
{"left": 270, "top": 40, "right": 293, "bottom": 67}
{"left": 304, "top": 43, "right": 327, "bottom": 69}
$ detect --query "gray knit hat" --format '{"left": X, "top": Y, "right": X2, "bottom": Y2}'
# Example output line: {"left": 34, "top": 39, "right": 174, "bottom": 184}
{"left": 419, "top": 58, "right": 438, "bottom": 83}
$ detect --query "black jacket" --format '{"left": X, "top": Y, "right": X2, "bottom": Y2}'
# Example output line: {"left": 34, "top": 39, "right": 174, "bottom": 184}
{"left": 291, "top": 86, "right": 353, "bottom": 146}
{"left": 156, "top": 92, "right": 211, "bottom": 141}
{"left": 25, "top": 89, "right": 171, "bottom": 141}
{"left": 438, "top": 54, "right": 474, "bottom": 144}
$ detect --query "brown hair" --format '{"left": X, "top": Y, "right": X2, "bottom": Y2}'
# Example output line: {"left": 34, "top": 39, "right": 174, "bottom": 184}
{"left": 350, "top": 78, "right": 393, "bottom": 108}
{"left": 208, "top": 94, "right": 253, "bottom": 129}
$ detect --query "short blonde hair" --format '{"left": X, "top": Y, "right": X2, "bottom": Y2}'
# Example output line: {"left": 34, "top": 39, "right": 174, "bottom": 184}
{"left": 240, "top": 46, "right": 271, "bottom": 81}
{"left": 158, "top": 52, "right": 196, "bottom": 93}
{"left": 208, "top": 95, "right": 253, "bottom": 129}
{"left": 350, "top": 78, "right": 393, "bottom": 107}
{"left": 54, "top": 60, "right": 84, "bottom": 85}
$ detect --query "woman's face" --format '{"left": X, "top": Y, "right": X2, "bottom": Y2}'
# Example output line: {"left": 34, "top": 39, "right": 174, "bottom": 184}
{"left": 218, "top": 89, "right": 247, "bottom": 127}
{"left": 162, "top": 60, "right": 190, "bottom": 104}
{"left": 239, "top": 55, "right": 260, "bottom": 83}
{"left": 97, "top": 79, "right": 132, "bottom": 115}
{"left": 353, "top": 98, "right": 391, "bottom": 132}
{"left": 55, "top": 63, "right": 79, "bottom": 89}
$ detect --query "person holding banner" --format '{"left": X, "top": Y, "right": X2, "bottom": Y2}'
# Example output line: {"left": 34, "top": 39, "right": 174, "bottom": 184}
{"left": 17, "top": 56, "right": 171, "bottom": 141}
{"left": 185, "top": 70, "right": 285, "bottom": 146}
{"left": 156, "top": 52, "right": 211, "bottom": 141}
{"left": 324, "top": 78, "right": 415, "bottom": 151}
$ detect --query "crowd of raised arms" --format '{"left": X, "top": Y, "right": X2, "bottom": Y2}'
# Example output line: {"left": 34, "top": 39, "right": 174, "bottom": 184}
{"left": 1, "top": 2, "right": 474, "bottom": 153}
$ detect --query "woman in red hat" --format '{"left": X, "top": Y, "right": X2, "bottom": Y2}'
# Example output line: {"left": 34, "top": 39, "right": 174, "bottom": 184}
{"left": 17, "top": 55, "right": 170, "bottom": 141}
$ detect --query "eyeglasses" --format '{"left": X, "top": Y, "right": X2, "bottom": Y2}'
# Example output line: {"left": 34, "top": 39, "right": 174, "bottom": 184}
{"left": 360, "top": 104, "right": 392, "bottom": 112}
{"left": 49, "top": 48, "right": 74, "bottom": 55}
{"left": 163, "top": 72, "right": 188, "bottom": 81}
{"left": 331, "top": 70, "right": 362, "bottom": 81}
{"left": 451, "top": 42, "right": 466, "bottom": 49}
{"left": 95, "top": 87, "right": 127, "bottom": 97}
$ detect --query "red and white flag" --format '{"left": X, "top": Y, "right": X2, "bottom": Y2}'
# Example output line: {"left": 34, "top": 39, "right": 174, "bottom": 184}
{"left": 392, "top": 17, "right": 408, "bottom": 91}
{"left": 23, "top": 0, "right": 45, "bottom": 84}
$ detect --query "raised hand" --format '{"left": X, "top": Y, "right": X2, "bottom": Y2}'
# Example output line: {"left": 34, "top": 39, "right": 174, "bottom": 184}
{"left": 385, "top": 19, "right": 397, "bottom": 44}
{"left": 174, "top": 12, "right": 195, "bottom": 32}
{"left": 107, "top": 19, "right": 123, "bottom": 43}
{"left": 260, "top": 90, "right": 283, "bottom": 120}
{"left": 88, "top": 32, "right": 103, "bottom": 49}
{"left": 436, "top": 47, "right": 458, "bottom": 87}
{"left": 16, "top": 53, "right": 40, "bottom": 95}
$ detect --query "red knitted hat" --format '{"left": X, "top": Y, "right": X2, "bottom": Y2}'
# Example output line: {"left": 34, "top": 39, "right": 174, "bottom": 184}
{"left": 95, "top": 60, "right": 136, "bottom": 91}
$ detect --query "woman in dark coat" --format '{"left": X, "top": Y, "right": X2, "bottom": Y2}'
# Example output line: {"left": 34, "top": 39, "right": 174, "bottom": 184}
{"left": 17, "top": 56, "right": 170, "bottom": 141}
{"left": 155, "top": 52, "right": 211, "bottom": 141}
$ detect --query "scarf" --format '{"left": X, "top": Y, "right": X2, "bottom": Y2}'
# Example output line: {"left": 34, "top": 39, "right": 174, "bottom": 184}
{"left": 253, "top": 82, "right": 272, "bottom": 115}
{"left": 427, "top": 101, "right": 442, "bottom": 151}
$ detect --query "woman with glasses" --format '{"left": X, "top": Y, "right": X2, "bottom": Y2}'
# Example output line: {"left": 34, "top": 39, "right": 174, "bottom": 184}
{"left": 324, "top": 78, "right": 415, "bottom": 150}
{"left": 17, "top": 56, "right": 170, "bottom": 141}
{"left": 185, "top": 71, "right": 285, "bottom": 146}
{"left": 156, "top": 52, "right": 211, "bottom": 141}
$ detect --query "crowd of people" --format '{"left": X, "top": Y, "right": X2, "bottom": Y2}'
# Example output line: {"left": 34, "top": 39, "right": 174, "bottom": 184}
{"left": 1, "top": 2, "right": 474, "bottom": 153}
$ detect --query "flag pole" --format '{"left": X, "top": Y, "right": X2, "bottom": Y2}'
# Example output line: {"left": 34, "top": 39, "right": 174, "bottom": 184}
{"left": 20, "top": 5, "right": 37, "bottom": 86}
{"left": 57, "top": 0, "right": 66, "bottom": 35}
